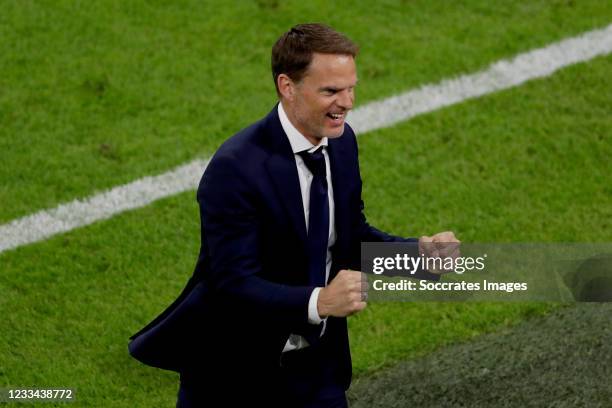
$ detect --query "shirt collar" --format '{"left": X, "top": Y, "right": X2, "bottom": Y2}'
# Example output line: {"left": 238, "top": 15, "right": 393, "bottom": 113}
{"left": 278, "top": 102, "right": 328, "bottom": 154}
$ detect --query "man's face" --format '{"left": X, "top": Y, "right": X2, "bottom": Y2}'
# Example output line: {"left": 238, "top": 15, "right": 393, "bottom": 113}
{"left": 282, "top": 53, "right": 357, "bottom": 144}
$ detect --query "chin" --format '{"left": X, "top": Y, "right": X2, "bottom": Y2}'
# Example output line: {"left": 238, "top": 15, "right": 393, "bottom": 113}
{"left": 325, "top": 127, "right": 345, "bottom": 139}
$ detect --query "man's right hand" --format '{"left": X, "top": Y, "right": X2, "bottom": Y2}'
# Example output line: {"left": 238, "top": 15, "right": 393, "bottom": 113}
{"left": 317, "top": 269, "right": 368, "bottom": 318}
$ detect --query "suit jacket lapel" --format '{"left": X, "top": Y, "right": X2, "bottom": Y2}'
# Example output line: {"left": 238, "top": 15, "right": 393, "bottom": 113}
{"left": 263, "top": 107, "right": 308, "bottom": 246}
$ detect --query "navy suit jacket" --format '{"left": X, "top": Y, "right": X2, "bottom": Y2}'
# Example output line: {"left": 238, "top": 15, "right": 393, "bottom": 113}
{"left": 128, "top": 106, "right": 426, "bottom": 397}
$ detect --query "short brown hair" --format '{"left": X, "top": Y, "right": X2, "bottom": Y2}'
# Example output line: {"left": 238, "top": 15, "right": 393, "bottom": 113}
{"left": 271, "top": 23, "right": 359, "bottom": 95}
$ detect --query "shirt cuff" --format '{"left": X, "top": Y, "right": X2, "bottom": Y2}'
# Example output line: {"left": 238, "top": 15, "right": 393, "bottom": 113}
{"left": 307, "top": 287, "right": 323, "bottom": 324}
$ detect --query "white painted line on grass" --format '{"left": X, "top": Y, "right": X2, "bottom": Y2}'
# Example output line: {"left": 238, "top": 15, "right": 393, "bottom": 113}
{"left": 0, "top": 159, "right": 208, "bottom": 253}
{"left": 347, "top": 23, "right": 612, "bottom": 132}
{"left": 1, "top": 23, "right": 611, "bottom": 255}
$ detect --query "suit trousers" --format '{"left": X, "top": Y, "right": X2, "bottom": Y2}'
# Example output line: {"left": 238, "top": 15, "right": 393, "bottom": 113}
{"left": 176, "top": 385, "right": 347, "bottom": 408}
{"left": 177, "top": 337, "right": 348, "bottom": 408}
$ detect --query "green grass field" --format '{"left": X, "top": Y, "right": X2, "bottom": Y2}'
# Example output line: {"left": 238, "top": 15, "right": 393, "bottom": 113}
{"left": 1, "top": 1, "right": 611, "bottom": 406}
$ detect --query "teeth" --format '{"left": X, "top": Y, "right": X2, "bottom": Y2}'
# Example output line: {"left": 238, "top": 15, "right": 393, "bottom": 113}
{"left": 329, "top": 113, "right": 343, "bottom": 119}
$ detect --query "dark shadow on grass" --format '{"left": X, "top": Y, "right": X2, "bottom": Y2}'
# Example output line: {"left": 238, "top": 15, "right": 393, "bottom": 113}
{"left": 349, "top": 303, "right": 612, "bottom": 407}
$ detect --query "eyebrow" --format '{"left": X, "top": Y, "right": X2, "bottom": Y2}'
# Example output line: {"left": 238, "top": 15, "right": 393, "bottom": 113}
{"left": 320, "top": 86, "right": 341, "bottom": 93}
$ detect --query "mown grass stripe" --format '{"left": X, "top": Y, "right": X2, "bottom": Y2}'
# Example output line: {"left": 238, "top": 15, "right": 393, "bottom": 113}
{"left": 1, "top": 22, "right": 611, "bottom": 255}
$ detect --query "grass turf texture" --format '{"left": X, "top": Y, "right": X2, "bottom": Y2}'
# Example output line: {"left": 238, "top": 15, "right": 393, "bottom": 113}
{"left": 349, "top": 303, "right": 612, "bottom": 407}
{"left": 1, "top": 0, "right": 612, "bottom": 223}
{"left": 2, "top": 46, "right": 611, "bottom": 408}
{"left": 350, "top": 53, "right": 612, "bottom": 376}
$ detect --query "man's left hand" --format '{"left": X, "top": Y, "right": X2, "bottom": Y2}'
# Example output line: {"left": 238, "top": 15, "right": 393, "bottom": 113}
{"left": 418, "top": 231, "right": 461, "bottom": 274}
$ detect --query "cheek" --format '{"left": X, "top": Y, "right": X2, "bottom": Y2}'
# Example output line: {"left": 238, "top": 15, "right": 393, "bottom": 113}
{"left": 306, "top": 94, "right": 330, "bottom": 114}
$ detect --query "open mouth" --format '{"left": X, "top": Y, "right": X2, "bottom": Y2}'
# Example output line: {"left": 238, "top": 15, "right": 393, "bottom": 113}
{"left": 326, "top": 112, "right": 345, "bottom": 123}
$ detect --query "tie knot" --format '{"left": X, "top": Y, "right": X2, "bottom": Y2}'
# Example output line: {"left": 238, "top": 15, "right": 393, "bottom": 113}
{"left": 298, "top": 147, "right": 326, "bottom": 178}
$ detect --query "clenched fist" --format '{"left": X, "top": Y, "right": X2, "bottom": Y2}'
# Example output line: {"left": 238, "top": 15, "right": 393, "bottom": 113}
{"left": 317, "top": 269, "right": 369, "bottom": 318}
{"left": 419, "top": 231, "right": 461, "bottom": 274}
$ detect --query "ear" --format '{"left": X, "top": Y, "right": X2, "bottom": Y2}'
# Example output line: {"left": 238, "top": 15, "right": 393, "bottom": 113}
{"left": 277, "top": 74, "right": 295, "bottom": 101}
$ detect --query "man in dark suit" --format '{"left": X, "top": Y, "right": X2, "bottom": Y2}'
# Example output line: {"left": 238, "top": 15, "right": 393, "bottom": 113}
{"left": 129, "top": 23, "right": 458, "bottom": 407}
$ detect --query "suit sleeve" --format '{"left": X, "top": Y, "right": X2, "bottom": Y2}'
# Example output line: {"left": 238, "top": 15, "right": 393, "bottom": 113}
{"left": 198, "top": 152, "right": 315, "bottom": 331}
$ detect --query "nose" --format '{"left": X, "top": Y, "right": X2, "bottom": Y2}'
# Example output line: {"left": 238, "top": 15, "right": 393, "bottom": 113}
{"left": 337, "top": 88, "right": 354, "bottom": 110}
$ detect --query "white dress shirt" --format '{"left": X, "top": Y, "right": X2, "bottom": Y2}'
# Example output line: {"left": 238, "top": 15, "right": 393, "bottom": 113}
{"left": 278, "top": 102, "right": 337, "bottom": 352}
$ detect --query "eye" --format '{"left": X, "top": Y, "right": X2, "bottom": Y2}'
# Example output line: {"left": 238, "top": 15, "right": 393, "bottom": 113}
{"left": 322, "top": 88, "right": 338, "bottom": 96}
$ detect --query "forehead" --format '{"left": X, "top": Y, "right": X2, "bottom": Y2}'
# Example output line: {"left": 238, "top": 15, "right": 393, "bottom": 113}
{"left": 302, "top": 53, "right": 357, "bottom": 86}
